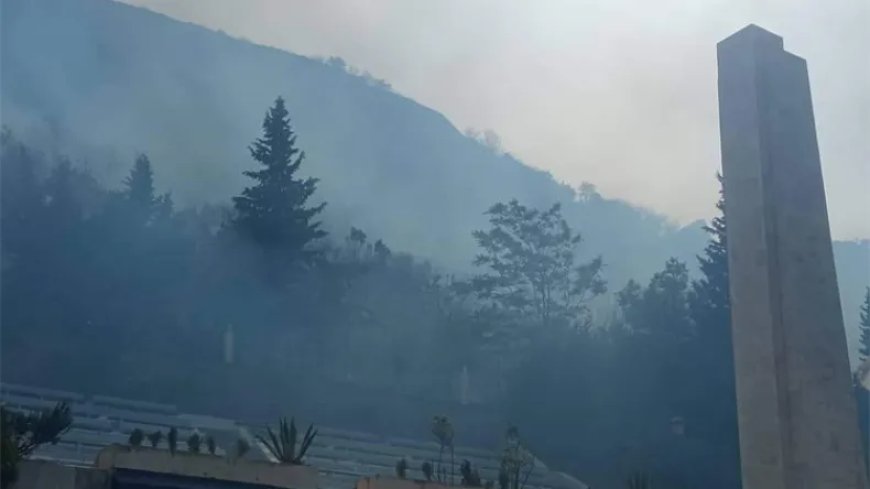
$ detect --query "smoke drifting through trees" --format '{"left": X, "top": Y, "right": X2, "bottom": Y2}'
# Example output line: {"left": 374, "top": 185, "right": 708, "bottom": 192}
{"left": 1, "top": 93, "right": 865, "bottom": 488}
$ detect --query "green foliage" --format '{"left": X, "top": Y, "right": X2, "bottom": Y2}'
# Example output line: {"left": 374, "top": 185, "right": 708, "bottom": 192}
{"left": 499, "top": 426, "right": 534, "bottom": 489}
{"left": 431, "top": 415, "right": 454, "bottom": 451}
{"left": 460, "top": 460, "right": 483, "bottom": 487}
{"left": 128, "top": 428, "right": 144, "bottom": 448}
{"left": 0, "top": 402, "right": 72, "bottom": 489}
{"left": 431, "top": 415, "right": 454, "bottom": 482}
{"left": 125, "top": 155, "right": 156, "bottom": 211}
{"left": 206, "top": 435, "right": 217, "bottom": 455}
{"left": 421, "top": 461, "right": 434, "bottom": 481}
{"left": 187, "top": 433, "right": 202, "bottom": 453}
{"left": 497, "top": 468, "right": 509, "bottom": 489}
{"left": 470, "top": 199, "right": 605, "bottom": 331}
{"left": 256, "top": 417, "right": 317, "bottom": 465}
{"left": 395, "top": 458, "right": 408, "bottom": 479}
{"left": 231, "top": 97, "right": 326, "bottom": 263}
{"left": 2, "top": 402, "right": 72, "bottom": 456}
{"left": 123, "top": 154, "right": 173, "bottom": 226}
{"left": 688, "top": 174, "right": 730, "bottom": 335}
{"left": 147, "top": 430, "right": 163, "bottom": 448}
{"left": 859, "top": 288, "right": 870, "bottom": 362}
{"left": 684, "top": 174, "right": 740, "bottom": 471}
{"left": 167, "top": 427, "right": 178, "bottom": 455}
{"left": 1, "top": 425, "right": 20, "bottom": 489}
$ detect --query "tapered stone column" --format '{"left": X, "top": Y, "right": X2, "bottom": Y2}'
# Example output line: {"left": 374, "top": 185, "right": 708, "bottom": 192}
{"left": 717, "top": 24, "right": 868, "bottom": 489}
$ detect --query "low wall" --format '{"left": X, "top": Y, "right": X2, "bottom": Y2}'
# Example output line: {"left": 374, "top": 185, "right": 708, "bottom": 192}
{"left": 14, "top": 460, "right": 107, "bottom": 489}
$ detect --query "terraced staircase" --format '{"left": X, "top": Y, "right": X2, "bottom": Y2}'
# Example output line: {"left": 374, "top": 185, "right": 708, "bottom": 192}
{"left": 1, "top": 383, "right": 588, "bottom": 489}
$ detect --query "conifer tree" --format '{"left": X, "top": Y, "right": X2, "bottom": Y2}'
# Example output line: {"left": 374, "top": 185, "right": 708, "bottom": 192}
{"left": 859, "top": 288, "right": 870, "bottom": 363}
{"left": 689, "top": 174, "right": 729, "bottom": 335}
{"left": 686, "top": 173, "right": 739, "bottom": 478}
{"left": 122, "top": 154, "right": 171, "bottom": 225}
{"left": 125, "top": 154, "right": 156, "bottom": 210}
{"left": 232, "top": 97, "right": 326, "bottom": 262}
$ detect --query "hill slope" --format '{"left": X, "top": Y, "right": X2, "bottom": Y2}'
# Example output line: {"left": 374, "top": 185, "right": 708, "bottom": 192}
{"left": 0, "top": 0, "right": 704, "bottom": 280}
{"left": 1, "top": 0, "right": 866, "bottom": 355}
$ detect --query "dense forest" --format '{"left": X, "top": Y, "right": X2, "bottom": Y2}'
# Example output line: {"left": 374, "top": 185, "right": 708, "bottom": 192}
{"left": 3, "top": 96, "right": 744, "bottom": 488}
{"left": 3, "top": 0, "right": 866, "bottom": 357}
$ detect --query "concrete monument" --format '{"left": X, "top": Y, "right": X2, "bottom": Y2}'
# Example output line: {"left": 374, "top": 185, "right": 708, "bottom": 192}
{"left": 717, "top": 25, "right": 867, "bottom": 489}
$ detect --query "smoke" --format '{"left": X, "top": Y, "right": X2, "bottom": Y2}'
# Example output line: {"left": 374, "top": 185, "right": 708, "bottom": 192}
{"left": 123, "top": 0, "right": 870, "bottom": 240}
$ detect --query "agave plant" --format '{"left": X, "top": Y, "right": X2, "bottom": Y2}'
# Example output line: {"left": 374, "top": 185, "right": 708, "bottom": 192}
{"left": 256, "top": 417, "right": 317, "bottom": 465}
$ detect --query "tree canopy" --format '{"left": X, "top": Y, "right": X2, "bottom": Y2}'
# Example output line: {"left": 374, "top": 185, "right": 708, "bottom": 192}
{"left": 469, "top": 199, "right": 605, "bottom": 331}
{"left": 231, "top": 97, "right": 326, "bottom": 264}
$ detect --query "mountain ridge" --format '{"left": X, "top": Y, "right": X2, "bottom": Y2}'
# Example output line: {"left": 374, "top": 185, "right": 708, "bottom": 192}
{"left": 2, "top": 0, "right": 867, "bottom": 358}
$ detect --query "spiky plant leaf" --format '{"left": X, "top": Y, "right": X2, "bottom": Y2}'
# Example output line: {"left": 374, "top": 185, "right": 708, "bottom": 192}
{"left": 257, "top": 426, "right": 285, "bottom": 462}
{"left": 287, "top": 418, "right": 297, "bottom": 463}
{"left": 296, "top": 424, "right": 317, "bottom": 462}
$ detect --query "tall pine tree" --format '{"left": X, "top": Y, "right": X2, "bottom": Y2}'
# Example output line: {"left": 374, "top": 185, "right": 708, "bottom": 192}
{"left": 859, "top": 288, "right": 870, "bottom": 363}
{"left": 232, "top": 97, "right": 326, "bottom": 262}
{"left": 686, "top": 173, "right": 740, "bottom": 487}
{"left": 689, "top": 174, "right": 730, "bottom": 331}
{"left": 125, "top": 154, "right": 156, "bottom": 209}
{"left": 122, "top": 154, "right": 172, "bottom": 226}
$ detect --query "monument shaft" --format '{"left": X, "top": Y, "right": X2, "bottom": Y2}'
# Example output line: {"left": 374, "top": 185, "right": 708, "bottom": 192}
{"left": 717, "top": 25, "right": 867, "bottom": 489}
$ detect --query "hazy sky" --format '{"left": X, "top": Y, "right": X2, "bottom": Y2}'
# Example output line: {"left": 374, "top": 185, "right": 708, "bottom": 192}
{"left": 125, "top": 0, "right": 869, "bottom": 240}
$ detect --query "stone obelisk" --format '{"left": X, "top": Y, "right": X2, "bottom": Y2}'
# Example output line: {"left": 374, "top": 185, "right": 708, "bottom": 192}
{"left": 717, "top": 25, "right": 867, "bottom": 489}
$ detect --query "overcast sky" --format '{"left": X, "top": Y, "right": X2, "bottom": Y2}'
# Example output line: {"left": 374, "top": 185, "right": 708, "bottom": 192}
{"left": 125, "top": 0, "right": 869, "bottom": 240}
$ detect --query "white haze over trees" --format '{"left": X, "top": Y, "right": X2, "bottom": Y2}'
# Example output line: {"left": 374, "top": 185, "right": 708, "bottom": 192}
{"left": 3, "top": 1, "right": 870, "bottom": 487}
{"left": 126, "top": 0, "right": 870, "bottom": 241}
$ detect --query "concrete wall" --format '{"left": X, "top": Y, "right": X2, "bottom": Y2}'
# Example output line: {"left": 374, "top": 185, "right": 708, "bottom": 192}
{"left": 95, "top": 445, "right": 319, "bottom": 489}
{"left": 14, "top": 460, "right": 107, "bottom": 489}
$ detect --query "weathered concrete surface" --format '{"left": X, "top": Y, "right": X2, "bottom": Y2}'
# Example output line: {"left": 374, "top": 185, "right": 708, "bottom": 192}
{"left": 13, "top": 460, "right": 108, "bottom": 489}
{"left": 95, "top": 444, "right": 319, "bottom": 489}
{"left": 718, "top": 24, "right": 868, "bottom": 489}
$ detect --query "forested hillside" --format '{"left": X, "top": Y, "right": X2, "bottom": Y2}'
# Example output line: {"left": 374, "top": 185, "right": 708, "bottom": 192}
{"left": 0, "top": 0, "right": 707, "bottom": 286}
{"left": 1, "top": 0, "right": 868, "bottom": 487}
{"left": 4, "top": 0, "right": 865, "bottom": 337}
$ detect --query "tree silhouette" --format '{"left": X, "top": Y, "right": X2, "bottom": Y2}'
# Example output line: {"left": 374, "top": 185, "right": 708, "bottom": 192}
{"left": 859, "top": 288, "right": 870, "bottom": 362}
{"left": 685, "top": 173, "right": 740, "bottom": 484}
{"left": 125, "top": 154, "right": 156, "bottom": 210}
{"left": 470, "top": 200, "right": 605, "bottom": 331}
{"left": 231, "top": 97, "right": 326, "bottom": 265}
{"left": 121, "top": 154, "right": 172, "bottom": 226}
{"left": 1, "top": 402, "right": 72, "bottom": 488}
